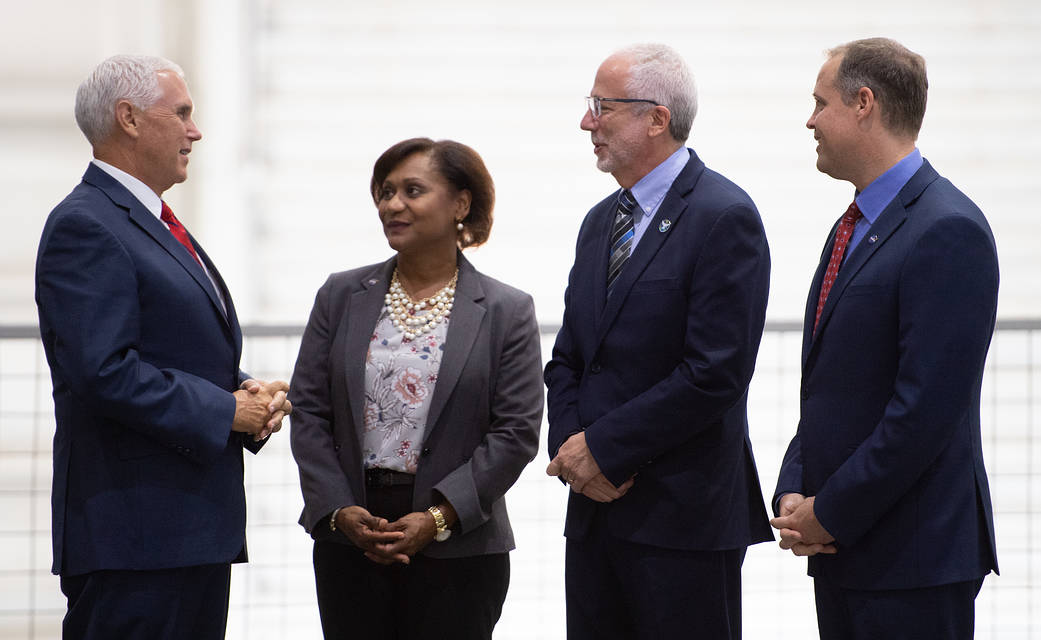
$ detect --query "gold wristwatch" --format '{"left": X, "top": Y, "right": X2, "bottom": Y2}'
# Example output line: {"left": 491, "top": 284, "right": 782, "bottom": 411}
{"left": 427, "top": 505, "right": 452, "bottom": 542}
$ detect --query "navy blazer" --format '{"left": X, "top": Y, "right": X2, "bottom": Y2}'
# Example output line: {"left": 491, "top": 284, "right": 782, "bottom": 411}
{"left": 289, "top": 255, "right": 543, "bottom": 559}
{"left": 35, "top": 164, "right": 261, "bottom": 577}
{"left": 774, "top": 160, "right": 1000, "bottom": 589}
{"left": 545, "top": 149, "right": 773, "bottom": 551}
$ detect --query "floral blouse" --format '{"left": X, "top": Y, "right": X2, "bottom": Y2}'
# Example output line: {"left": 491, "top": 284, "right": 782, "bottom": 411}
{"left": 361, "top": 308, "right": 448, "bottom": 473}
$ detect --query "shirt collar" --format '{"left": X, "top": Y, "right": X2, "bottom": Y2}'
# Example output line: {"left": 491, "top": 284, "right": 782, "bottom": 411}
{"left": 854, "top": 148, "right": 923, "bottom": 224}
{"left": 91, "top": 158, "right": 162, "bottom": 219}
{"left": 623, "top": 147, "right": 689, "bottom": 218}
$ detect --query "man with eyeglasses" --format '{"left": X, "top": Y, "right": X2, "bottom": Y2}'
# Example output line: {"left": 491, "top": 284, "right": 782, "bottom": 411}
{"left": 545, "top": 43, "right": 773, "bottom": 640}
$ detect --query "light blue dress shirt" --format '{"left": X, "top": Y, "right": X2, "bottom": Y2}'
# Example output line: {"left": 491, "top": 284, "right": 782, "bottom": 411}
{"left": 847, "top": 148, "right": 923, "bottom": 257}
{"left": 618, "top": 147, "right": 690, "bottom": 251}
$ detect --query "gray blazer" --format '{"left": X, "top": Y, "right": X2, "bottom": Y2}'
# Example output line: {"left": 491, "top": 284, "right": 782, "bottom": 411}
{"left": 289, "top": 254, "right": 543, "bottom": 559}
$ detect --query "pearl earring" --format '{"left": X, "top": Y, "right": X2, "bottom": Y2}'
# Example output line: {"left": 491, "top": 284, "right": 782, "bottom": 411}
{"left": 456, "top": 221, "right": 464, "bottom": 231}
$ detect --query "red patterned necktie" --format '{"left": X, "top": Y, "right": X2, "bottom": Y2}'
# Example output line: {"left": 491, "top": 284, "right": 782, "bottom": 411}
{"left": 813, "top": 201, "right": 863, "bottom": 334}
{"left": 160, "top": 201, "right": 202, "bottom": 266}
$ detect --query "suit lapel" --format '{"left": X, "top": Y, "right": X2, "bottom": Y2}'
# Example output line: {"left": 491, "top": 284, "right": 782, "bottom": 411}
{"left": 594, "top": 150, "right": 704, "bottom": 346}
{"left": 590, "top": 200, "right": 614, "bottom": 318}
{"left": 424, "top": 255, "right": 485, "bottom": 443}
{"left": 343, "top": 260, "right": 396, "bottom": 438}
{"left": 84, "top": 166, "right": 232, "bottom": 329}
{"left": 804, "top": 161, "right": 940, "bottom": 364}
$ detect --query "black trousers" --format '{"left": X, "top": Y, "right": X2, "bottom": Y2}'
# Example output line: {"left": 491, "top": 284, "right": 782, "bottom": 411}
{"left": 565, "top": 507, "right": 746, "bottom": 640}
{"left": 314, "top": 484, "right": 509, "bottom": 640}
{"left": 60, "top": 563, "right": 231, "bottom": 640}
{"left": 813, "top": 575, "right": 985, "bottom": 640}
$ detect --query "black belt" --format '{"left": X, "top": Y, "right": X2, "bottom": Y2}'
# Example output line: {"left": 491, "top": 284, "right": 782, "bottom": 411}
{"left": 365, "top": 467, "right": 415, "bottom": 489}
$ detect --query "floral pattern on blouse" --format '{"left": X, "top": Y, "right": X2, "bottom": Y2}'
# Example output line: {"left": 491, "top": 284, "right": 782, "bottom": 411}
{"left": 361, "top": 308, "right": 448, "bottom": 473}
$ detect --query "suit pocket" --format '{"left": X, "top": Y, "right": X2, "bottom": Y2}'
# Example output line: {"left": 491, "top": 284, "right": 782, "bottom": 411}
{"left": 630, "top": 277, "right": 679, "bottom": 293}
{"left": 843, "top": 284, "right": 886, "bottom": 297}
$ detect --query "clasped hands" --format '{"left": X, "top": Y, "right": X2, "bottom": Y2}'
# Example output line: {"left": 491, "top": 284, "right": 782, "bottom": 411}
{"left": 769, "top": 493, "right": 837, "bottom": 557}
{"left": 232, "top": 379, "right": 293, "bottom": 441}
{"left": 546, "top": 432, "right": 634, "bottom": 503}
{"left": 334, "top": 506, "right": 442, "bottom": 565}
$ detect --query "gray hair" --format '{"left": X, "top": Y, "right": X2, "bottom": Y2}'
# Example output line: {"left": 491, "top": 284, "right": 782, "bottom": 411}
{"left": 826, "top": 38, "right": 928, "bottom": 139}
{"left": 74, "top": 54, "right": 185, "bottom": 146}
{"left": 615, "top": 43, "right": 698, "bottom": 142}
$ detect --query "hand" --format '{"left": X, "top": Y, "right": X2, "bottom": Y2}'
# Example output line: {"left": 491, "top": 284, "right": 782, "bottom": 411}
{"left": 234, "top": 379, "right": 292, "bottom": 441}
{"left": 770, "top": 495, "right": 837, "bottom": 557}
{"left": 334, "top": 506, "right": 405, "bottom": 559}
{"left": 572, "top": 473, "right": 636, "bottom": 503}
{"left": 546, "top": 432, "right": 603, "bottom": 493}
{"left": 365, "top": 511, "right": 438, "bottom": 565}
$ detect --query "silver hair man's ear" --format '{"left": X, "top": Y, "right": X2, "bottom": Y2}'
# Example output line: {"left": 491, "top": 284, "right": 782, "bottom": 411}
{"left": 74, "top": 54, "right": 184, "bottom": 146}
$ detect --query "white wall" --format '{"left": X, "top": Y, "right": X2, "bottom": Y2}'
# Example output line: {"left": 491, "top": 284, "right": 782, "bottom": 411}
{"left": 2, "top": 0, "right": 1039, "bottom": 326}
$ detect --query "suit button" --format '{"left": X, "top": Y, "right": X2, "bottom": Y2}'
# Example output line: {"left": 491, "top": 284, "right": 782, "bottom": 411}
{"left": 590, "top": 363, "right": 602, "bottom": 374}
{"left": 422, "top": 448, "right": 432, "bottom": 457}
{"left": 333, "top": 443, "right": 341, "bottom": 452}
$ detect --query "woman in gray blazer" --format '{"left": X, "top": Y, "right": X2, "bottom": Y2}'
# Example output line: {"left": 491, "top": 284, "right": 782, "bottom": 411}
{"left": 289, "top": 138, "right": 543, "bottom": 639}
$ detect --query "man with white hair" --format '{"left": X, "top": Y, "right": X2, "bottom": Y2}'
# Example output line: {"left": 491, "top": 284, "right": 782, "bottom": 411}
{"left": 35, "top": 54, "right": 291, "bottom": 639}
{"left": 545, "top": 44, "right": 773, "bottom": 639}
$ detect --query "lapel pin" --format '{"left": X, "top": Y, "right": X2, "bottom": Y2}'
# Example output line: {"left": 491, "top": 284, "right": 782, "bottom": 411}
{"left": 658, "top": 219, "right": 672, "bottom": 233}
{"left": 368, "top": 279, "right": 378, "bottom": 285}
{"left": 867, "top": 235, "right": 878, "bottom": 244}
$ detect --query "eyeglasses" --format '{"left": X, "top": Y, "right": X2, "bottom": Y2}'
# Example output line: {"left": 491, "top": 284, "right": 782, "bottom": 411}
{"left": 585, "top": 96, "right": 660, "bottom": 118}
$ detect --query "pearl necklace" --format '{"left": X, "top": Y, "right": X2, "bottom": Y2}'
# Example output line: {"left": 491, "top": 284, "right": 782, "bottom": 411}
{"left": 384, "top": 268, "right": 458, "bottom": 340}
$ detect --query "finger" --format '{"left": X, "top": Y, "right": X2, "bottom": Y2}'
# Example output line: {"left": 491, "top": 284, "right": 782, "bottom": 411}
{"left": 266, "top": 411, "right": 285, "bottom": 431}
{"left": 363, "top": 552, "right": 398, "bottom": 565}
{"left": 266, "top": 380, "right": 290, "bottom": 393}
{"left": 268, "top": 390, "right": 287, "bottom": 413}
{"left": 282, "top": 400, "right": 293, "bottom": 416}
{"left": 253, "top": 427, "right": 272, "bottom": 442}
{"left": 546, "top": 459, "right": 561, "bottom": 477}
{"left": 240, "top": 379, "right": 261, "bottom": 392}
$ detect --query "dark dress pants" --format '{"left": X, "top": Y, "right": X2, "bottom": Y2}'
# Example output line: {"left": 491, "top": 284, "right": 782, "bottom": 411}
{"left": 60, "top": 563, "right": 232, "bottom": 640}
{"left": 565, "top": 506, "right": 746, "bottom": 640}
{"left": 813, "top": 575, "right": 985, "bottom": 640}
{"left": 313, "top": 483, "right": 510, "bottom": 640}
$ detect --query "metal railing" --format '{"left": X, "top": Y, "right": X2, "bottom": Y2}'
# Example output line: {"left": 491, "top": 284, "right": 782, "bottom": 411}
{"left": 0, "top": 321, "right": 1036, "bottom": 639}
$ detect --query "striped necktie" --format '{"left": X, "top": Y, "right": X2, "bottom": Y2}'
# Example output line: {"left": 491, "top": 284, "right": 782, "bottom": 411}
{"left": 607, "top": 189, "right": 637, "bottom": 295}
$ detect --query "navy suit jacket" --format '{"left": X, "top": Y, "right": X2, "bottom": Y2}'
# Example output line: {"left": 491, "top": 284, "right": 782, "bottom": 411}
{"left": 774, "top": 160, "right": 1000, "bottom": 589}
{"left": 545, "top": 149, "right": 773, "bottom": 551}
{"left": 35, "top": 163, "right": 262, "bottom": 577}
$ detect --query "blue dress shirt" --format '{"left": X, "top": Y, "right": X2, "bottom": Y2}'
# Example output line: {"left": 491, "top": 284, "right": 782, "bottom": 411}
{"left": 848, "top": 148, "right": 923, "bottom": 257}
{"left": 618, "top": 147, "right": 690, "bottom": 251}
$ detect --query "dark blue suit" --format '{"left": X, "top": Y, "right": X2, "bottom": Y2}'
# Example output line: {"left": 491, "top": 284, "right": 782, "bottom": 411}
{"left": 774, "top": 160, "right": 999, "bottom": 638}
{"left": 546, "top": 149, "right": 772, "bottom": 639}
{"left": 35, "top": 164, "right": 262, "bottom": 637}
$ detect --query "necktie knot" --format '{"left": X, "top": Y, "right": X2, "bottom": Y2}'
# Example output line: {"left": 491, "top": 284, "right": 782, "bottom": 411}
{"left": 618, "top": 189, "right": 637, "bottom": 215}
{"left": 841, "top": 201, "right": 863, "bottom": 227}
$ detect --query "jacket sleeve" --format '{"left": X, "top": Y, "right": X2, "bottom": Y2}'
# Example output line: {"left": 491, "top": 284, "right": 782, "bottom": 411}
{"left": 432, "top": 293, "right": 544, "bottom": 533}
{"left": 36, "top": 209, "right": 236, "bottom": 464}
{"left": 289, "top": 276, "right": 358, "bottom": 533}
{"left": 544, "top": 218, "right": 592, "bottom": 460}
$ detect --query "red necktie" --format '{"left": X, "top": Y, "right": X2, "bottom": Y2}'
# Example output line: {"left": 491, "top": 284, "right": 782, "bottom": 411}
{"left": 813, "top": 201, "right": 863, "bottom": 334}
{"left": 160, "top": 202, "right": 202, "bottom": 266}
